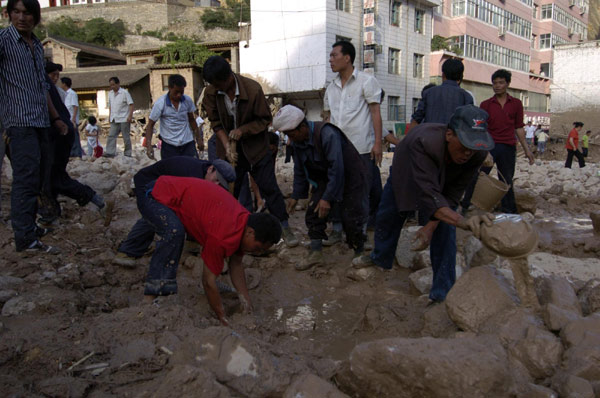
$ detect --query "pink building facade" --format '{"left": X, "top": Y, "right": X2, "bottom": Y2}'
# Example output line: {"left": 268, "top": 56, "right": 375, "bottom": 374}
{"left": 431, "top": 0, "right": 588, "bottom": 122}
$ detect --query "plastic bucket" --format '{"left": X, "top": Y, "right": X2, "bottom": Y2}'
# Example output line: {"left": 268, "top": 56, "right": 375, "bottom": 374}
{"left": 471, "top": 171, "right": 510, "bottom": 212}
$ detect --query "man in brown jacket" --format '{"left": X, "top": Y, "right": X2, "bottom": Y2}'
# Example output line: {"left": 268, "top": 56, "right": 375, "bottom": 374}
{"left": 201, "top": 56, "right": 298, "bottom": 247}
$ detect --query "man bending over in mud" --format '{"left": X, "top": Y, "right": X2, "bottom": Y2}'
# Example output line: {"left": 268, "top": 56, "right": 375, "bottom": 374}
{"left": 143, "top": 175, "right": 281, "bottom": 325}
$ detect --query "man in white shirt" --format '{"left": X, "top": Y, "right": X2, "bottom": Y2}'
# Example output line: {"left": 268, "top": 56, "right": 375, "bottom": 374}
{"left": 323, "top": 40, "right": 383, "bottom": 242}
{"left": 145, "top": 74, "right": 203, "bottom": 160}
{"left": 105, "top": 76, "right": 134, "bottom": 157}
{"left": 524, "top": 120, "right": 536, "bottom": 149}
{"left": 60, "top": 76, "right": 82, "bottom": 158}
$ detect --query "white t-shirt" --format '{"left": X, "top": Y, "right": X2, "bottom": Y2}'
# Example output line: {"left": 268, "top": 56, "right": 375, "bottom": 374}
{"left": 525, "top": 125, "right": 536, "bottom": 139}
{"left": 64, "top": 88, "right": 79, "bottom": 124}
{"left": 537, "top": 132, "right": 549, "bottom": 143}
{"left": 85, "top": 124, "right": 99, "bottom": 147}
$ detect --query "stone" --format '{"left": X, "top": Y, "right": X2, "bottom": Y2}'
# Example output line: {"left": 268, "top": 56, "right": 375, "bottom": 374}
{"left": 528, "top": 253, "right": 600, "bottom": 283}
{"left": 509, "top": 326, "right": 563, "bottom": 379}
{"left": 561, "top": 313, "right": 600, "bottom": 347}
{"left": 445, "top": 266, "right": 519, "bottom": 332}
{"left": 563, "top": 331, "right": 600, "bottom": 383}
{"left": 462, "top": 236, "right": 498, "bottom": 269}
{"left": 480, "top": 307, "right": 544, "bottom": 347}
{"left": 411, "top": 251, "right": 430, "bottom": 271}
{"left": 0, "top": 289, "right": 17, "bottom": 304}
{"left": 394, "top": 226, "right": 420, "bottom": 269}
{"left": 283, "top": 374, "right": 349, "bottom": 398}
{"left": 518, "top": 383, "right": 558, "bottom": 398}
{"left": 578, "top": 279, "right": 600, "bottom": 316}
{"left": 336, "top": 335, "right": 512, "bottom": 398}
{"left": 0, "top": 275, "right": 24, "bottom": 289}
{"left": 591, "top": 211, "right": 600, "bottom": 235}
{"left": 515, "top": 188, "right": 537, "bottom": 214}
{"left": 553, "top": 375, "right": 595, "bottom": 398}
{"left": 110, "top": 339, "right": 156, "bottom": 367}
{"left": 543, "top": 303, "right": 583, "bottom": 332}
{"left": 148, "top": 365, "right": 231, "bottom": 398}
{"left": 346, "top": 267, "right": 376, "bottom": 281}
{"left": 1, "top": 296, "right": 36, "bottom": 316}
{"left": 409, "top": 266, "right": 463, "bottom": 295}
{"left": 536, "top": 275, "right": 582, "bottom": 315}
{"left": 546, "top": 184, "right": 563, "bottom": 196}
{"left": 37, "top": 376, "right": 92, "bottom": 398}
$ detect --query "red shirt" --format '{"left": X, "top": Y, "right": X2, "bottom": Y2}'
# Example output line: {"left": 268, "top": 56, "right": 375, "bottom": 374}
{"left": 566, "top": 128, "right": 579, "bottom": 150}
{"left": 152, "top": 176, "right": 249, "bottom": 276}
{"left": 480, "top": 94, "right": 524, "bottom": 146}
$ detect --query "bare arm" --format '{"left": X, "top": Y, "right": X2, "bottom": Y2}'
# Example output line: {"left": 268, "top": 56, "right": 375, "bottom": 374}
{"left": 384, "top": 133, "right": 400, "bottom": 146}
{"left": 515, "top": 127, "right": 534, "bottom": 164}
{"left": 188, "top": 112, "right": 204, "bottom": 152}
{"left": 369, "top": 102, "right": 383, "bottom": 166}
{"left": 144, "top": 119, "right": 156, "bottom": 159}
{"left": 229, "top": 253, "right": 252, "bottom": 314}
{"left": 127, "top": 104, "right": 134, "bottom": 123}
{"left": 201, "top": 264, "right": 228, "bottom": 326}
{"left": 71, "top": 105, "right": 78, "bottom": 126}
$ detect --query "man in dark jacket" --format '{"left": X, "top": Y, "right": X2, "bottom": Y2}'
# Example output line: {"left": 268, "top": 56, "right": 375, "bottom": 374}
{"left": 201, "top": 56, "right": 298, "bottom": 247}
{"left": 272, "top": 105, "right": 368, "bottom": 270}
{"left": 353, "top": 105, "right": 495, "bottom": 303}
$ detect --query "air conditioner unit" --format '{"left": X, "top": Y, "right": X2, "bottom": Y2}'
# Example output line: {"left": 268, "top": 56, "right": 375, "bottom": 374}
{"left": 568, "top": 0, "right": 575, "bottom": 7}
{"left": 498, "top": 25, "right": 506, "bottom": 37}
{"left": 580, "top": 5, "right": 587, "bottom": 14}
{"left": 568, "top": 27, "right": 574, "bottom": 36}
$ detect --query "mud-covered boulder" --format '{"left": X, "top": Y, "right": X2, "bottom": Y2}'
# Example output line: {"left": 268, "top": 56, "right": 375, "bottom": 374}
{"left": 561, "top": 313, "right": 600, "bottom": 347}
{"left": 508, "top": 326, "right": 563, "bottom": 379}
{"left": 479, "top": 307, "right": 543, "bottom": 347}
{"left": 562, "top": 332, "right": 600, "bottom": 383}
{"left": 578, "top": 279, "right": 600, "bottom": 316}
{"left": 408, "top": 265, "right": 463, "bottom": 295}
{"left": 445, "top": 266, "right": 519, "bottom": 332}
{"left": 283, "top": 374, "right": 349, "bottom": 398}
{"left": 336, "top": 335, "right": 512, "bottom": 398}
{"left": 537, "top": 276, "right": 582, "bottom": 315}
{"left": 552, "top": 374, "right": 595, "bottom": 398}
{"left": 543, "top": 303, "right": 582, "bottom": 332}
{"left": 515, "top": 188, "right": 537, "bottom": 214}
{"left": 518, "top": 383, "right": 559, "bottom": 398}
{"left": 141, "top": 365, "right": 231, "bottom": 398}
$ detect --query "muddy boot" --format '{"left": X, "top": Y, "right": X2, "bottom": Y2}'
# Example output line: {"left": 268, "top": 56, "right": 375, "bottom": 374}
{"left": 113, "top": 252, "right": 137, "bottom": 268}
{"left": 282, "top": 226, "right": 299, "bottom": 248}
{"left": 322, "top": 230, "right": 342, "bottom": 247}
{"left": 352, "top": 254, "right": 375, "bottom": 269}
{"left": 295, "top": 250, "right": 323, "bottom": 271}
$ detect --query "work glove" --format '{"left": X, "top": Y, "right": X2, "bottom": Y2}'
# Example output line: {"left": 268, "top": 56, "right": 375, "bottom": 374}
{"left": 457, "top": 213, "right": 495, "bottom": 239}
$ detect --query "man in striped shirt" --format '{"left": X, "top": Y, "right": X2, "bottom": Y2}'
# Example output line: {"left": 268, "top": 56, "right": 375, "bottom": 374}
{"left": 0, "top": 0, "right": 67, "bottom": 254}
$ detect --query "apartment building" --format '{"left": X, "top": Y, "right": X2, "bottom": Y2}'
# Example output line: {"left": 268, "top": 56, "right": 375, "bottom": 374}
{"left": 240, "top": 0, "right": 439, "bottom": 134}
{"left": 432, "top": 0, "right": 589, "bottom": 124}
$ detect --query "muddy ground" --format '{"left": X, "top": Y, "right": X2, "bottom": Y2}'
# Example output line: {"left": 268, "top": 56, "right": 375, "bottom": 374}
{"left": 0, "top": 137, "right": 599, "bottom": 397}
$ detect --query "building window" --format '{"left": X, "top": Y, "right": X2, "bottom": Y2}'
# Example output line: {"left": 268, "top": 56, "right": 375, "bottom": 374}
{"left": 531, "top": 34, "right": 536, "bottom": 48}
{"left": 540, "top": 33, "right": 551, "bottom": 49}
{"left": 336, "top": 0, "right": 350, "bottom": 12}
{"left": 415, "top": 9, "right": 425, "bottom": 33}
{"left": 161, "top": 74, "right": 172, "bottom": 91}
{"left": 540, "top": 63, "right": 552, "bottom": 77}
{"left": 390, "top": 1, "right": 402, "bottom": 26}
{"left": 388, "top": 96, "right": 404, "bottom": 121}
{"left": 541, "top": 4, "right": 552, "bottom": 19}
{"left": 413, "top": 53, "right": 424, "bottom": 78}
{"left": 388, "top": 48, "right": 401, "bottom": 74}
{"left": 412, "top": 98, "right": 420, "bottom": 114}
{"left": 449, "top": 34, "right": 531, "bottom": 72}
{"left": 532, "top": 4, "right": 538, "bottom": 18}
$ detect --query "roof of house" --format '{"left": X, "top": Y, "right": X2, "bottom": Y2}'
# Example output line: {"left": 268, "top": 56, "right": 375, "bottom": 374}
{"left": 42, "top": 36, "right": 126, "bottom": 63}
{"left": 148, "top": 63, "right": 201, "bottom": 70}
{"left": 60, "top": 65, "right": 149, "bottom": 90}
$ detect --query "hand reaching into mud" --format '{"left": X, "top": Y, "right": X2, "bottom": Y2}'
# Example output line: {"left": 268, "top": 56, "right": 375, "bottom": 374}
{"left": 457, "top": 213, "right": 495, "bottom": 239}
{"left": 411, "top": 221, "right": 439, "bottom": 251}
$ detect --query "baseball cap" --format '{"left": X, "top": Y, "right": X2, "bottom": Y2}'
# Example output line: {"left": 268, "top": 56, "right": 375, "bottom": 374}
{"left": 448, "top": 105, "right": 495, "bottom": 151}
{"left": 272, "top": 105, "right": 305, "bottom": 132}
{"left": 212, "top": 159, "right": 236, "bottom": 189}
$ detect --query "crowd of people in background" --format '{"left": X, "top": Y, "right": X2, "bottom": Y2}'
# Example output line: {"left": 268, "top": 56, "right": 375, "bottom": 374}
{"left": 0, "top": 0, "right": 595, "bottom": 322}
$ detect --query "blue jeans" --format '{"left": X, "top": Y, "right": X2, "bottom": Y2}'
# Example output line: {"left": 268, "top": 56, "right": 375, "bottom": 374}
{"left": 370, "top": 179, "right": 457, "bottom": 301}
{"left": 6, "top": 127, "right": 50, "bottom": 250}
{"left": 120, "top": 190, "right": 185, "bottom": 295}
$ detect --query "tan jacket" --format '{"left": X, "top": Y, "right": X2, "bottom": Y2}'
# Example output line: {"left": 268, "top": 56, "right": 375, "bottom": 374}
{"left": 202, "top": 74, "right": 272, "bottom": 165}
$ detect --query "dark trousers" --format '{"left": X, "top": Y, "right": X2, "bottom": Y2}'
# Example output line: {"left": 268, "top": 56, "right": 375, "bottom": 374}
{"left": 582, "top": 147, "right": 588, "bottom": 157}
{"left": 234, "top": 150, "right": 287, "bottom": 222}
{"left": 461, "top": 143, "right": 517, "bottom": 214}
{"left": 69, "top": 128, "right": 83, "bottom": 158}
{"left": 370, "top": 180, "right": 456, "bottom": 301}
{"left": 160, "top": 140, "right": 198, "bottom": 160}
{"left": 6, "top": 127, "right": 50, "bottom": 250}
{"left": 120, "top": 191, "right": 185, "bottom": 296}
{"left": 360, "top": 154, "right": 382, "bottom": 228}
{"left": 565, "top": 149, "right": 585, "bottom": 168}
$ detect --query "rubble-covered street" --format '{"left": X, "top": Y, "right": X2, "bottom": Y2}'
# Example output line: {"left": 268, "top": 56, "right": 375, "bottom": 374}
{"left": 1, "top": 139, "right": 600, "bottom": 398}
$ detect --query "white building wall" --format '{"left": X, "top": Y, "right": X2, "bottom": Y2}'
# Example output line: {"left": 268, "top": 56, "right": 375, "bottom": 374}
{"left": 551, "top": 41, "right": 600, "bottom": 112}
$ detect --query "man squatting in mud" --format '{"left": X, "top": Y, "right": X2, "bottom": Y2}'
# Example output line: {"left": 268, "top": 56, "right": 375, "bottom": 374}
{"left": 116, "top": 157, "right": 282, "bottom": 325}
{"left": 353, "top": 105, "right": 496, "bottom": 303}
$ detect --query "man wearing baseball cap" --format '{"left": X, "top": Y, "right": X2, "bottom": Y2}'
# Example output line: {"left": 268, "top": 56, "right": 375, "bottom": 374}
{"left": 272, "top": 105, "right": 368, "bottom": 270}
{"left": 353, "top": 105, "right": 495, "bottom": 303}
{"left": 114, "top": 156, "right": 236, "bottom": 267}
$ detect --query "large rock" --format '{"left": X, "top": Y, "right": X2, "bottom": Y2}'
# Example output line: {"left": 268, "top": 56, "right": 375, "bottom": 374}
{"left": 336, "top": 335, "right": 512, "bottom": 398}
{"left": 518, "top": 384, "right": 558, "bottom": 398}
{"left": 515, "top": 188, "right": 537, "bottom": 214}
{"left": 562, "top": 332, "right": 600, "bottom": 383}
{"left": 509, "top": 326, "right": 563, "bottom": 379}
{"left": 283, "top": 374, "right": 349, "bottom": 398}
{"left": 462, "top": 236, "right": 498, "bottom": 269}
{"left": 553, "top": 374, "right": 595, "bottom": 398}
{"left": 394, "top": 226, "right": 420, "bottom": 269}
{"left": 144, "top": 365, "right": 231, "bottom": 398}
{"left": 445, "top": 266, "right": 519, "bottom": 332}
{"left": 0, "top": 275, "right": 24, "bottom": 289}
{"left": 408, "top": 265, "right": 463, "bottom": 295}
{"left": 479, "top": 307, "right": 544, "bottom": 347}
{"left": 543, "top": 303, "right": 583, "bottom": 332}
{"left": 578, "top": 278, "right": 600, "bottom": 316}
{"left": 536, "top": 276, "right": 582, "bottom": 315}
{"left": 2, "top": 296, "right": 36, "bottom": 316}
{"left": 528, "top": 253, "right": 600, "bottom": 283}
{"left": 561, "top": 313, "right": 600, "bottom": 347}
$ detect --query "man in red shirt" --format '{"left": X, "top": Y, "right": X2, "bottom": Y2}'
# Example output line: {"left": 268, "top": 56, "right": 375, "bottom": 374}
{"left": 145, "top": 176, "right": 282, "bottom": 325}
{"left": 461, "top": 69, "right": 534, "bottom": 214}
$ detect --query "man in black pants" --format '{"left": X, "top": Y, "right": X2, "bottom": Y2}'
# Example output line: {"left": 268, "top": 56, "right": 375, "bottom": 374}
{"left": 273, "top": 105, "right": 367, "bottom": 270}
{"left": 201, "top": 56, "right": 298, "bottom": 247}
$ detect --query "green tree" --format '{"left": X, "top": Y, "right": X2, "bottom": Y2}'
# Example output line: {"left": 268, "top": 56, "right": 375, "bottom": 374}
{"left": 431, "top": 35, "right": 450, "bottom": 51}
{"left": 159, "top": 40, "right": 217, "bottom": 66}
{"left": 201, "top": 0, "right": 250, "bottom": 30}
{"left": 84, "top": 18, "right": 126, "bottom": 47}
